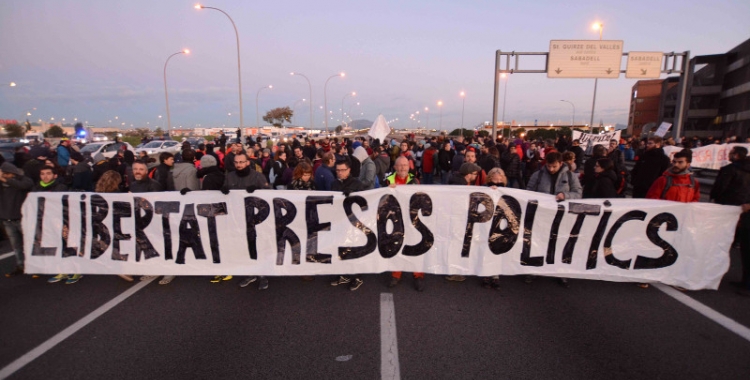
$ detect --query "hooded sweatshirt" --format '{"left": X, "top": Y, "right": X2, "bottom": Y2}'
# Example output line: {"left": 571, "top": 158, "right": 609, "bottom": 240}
{"left": 172, "top": 162, "right": 200, "bottom": 191}
{"left": 353, "top": 146, "right": 376, "bottom": 190}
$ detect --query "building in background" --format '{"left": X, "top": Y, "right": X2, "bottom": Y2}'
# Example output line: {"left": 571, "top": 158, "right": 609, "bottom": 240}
{"left": 627, "top": 78, "right": 678, "bottom": 137}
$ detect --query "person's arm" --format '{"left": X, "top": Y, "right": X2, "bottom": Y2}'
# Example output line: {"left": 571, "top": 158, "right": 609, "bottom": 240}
{"left": 561, "top": 171, "right": 582, "bottom": 200}
{"left": 360, "top": 162, "right": 375, "bottom": 189}
{"left": 526, "top": 171, "right": 540, "bottom": 191}
{"left": 645, "top": 177, "right": 666, "bottom": 200}
{"left": 691, "top": 179, "right": 701, "bottom": 203}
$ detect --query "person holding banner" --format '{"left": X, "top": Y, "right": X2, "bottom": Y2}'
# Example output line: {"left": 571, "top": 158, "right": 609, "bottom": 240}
{"left": 631, "top": 136, "right": 670, "bottom": 198}
{"left": 330, "top": 159, "right": 367, "bottom": 291}
{"left": 386, "top": 157, "right": 425, "bottom": 291}
{"left": 525, "top": 152, "right": 582, "bottom": 288}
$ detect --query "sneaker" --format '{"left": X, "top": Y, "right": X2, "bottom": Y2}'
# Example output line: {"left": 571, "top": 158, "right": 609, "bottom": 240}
{"left": 65, "top": 274, "right": 83, "bottom": 284}
{"left": 221, "top": 275, "right": 233, "bottom": 282}
{"left": 118, "top": 275, "right": 134, "bottom": 282}
{"left": 349, "top": 278, "right": 364, "bottom": 291}
{"left": 210, "top": 275, "right": 223, "bottom": 283}
{"left": 140, "top": 275, "right": 158, "bottom": 281}
{"left": 258, "top": 277, "right": 269, "bottom": 290}
{"left": 557, "top": 278, "right": 570, "bottom": 288}
{"left": 637, "top": 283, "right": 650, "bottom": 289}
{"left": 388, "top": 277, "right": 400, "bottom": 288}
{"left": 239, "top": 276, "right": 257, "bottom": 288}
{"left": 48, "top": 274, "right": 67, "bottom": 283}
{"left": 159, "top": 276, "right": 175, "bottom": 285}
{"left": 5, "top": 266, "right": 24, "bottom": 278}
{"left": 330, "top": 276, "right": 351, "bottom": 286}
{"left": 414, "top": 278, "right": 425, "bottom": 292}
{"left": 445, "top": 275, "right": 466, "bottom": 282}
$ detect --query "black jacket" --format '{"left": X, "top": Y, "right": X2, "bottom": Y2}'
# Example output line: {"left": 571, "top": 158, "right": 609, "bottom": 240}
{"left": 224, "top": 167, "right": 269, "bottom": 190}
{"left": 586, "top": 170, "right": 619, "bottom": 199}
{"left": 331, "top": 175, "right": 365, "bottom": 193}
{"left": 0, "top": 174, "right": 33, "bottom": 220}
{"left": 437, "top": 149, "right": 454, "bottom": 172}
{"left": 130, "top": 178, "right": 163, "bottom": 193}
{"left": 711, "top": 158, "right": 750, "bottom": 206}
{"left": 569, "top": 146, "right": 585, "bottom": 168}
{"left": 631, "top": 147, "right": 670, "bottom": 198}
{"left": 501, "top": 150, "right": 522, "bottom": 179}
{"left": 153, "top": 163, "right": 175, "bottom": 191}
{"left": 32, "top": 180, "right": 68, "bottom": 192}
{"left": 70, "top": 161, "right": 94, "bottom": 192}
{"left": 198, "top": 166, "right": 226, "bottom": 191}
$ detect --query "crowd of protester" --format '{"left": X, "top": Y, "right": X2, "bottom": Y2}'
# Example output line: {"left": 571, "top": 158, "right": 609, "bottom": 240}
{"left": 1, "top": 131, "right": 749, "bottom": 294}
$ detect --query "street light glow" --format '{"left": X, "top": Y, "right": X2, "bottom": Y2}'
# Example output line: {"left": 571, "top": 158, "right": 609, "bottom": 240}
{"left": 437, "top": 101, "right": 443, "bottom": 106}
{"left": 460, "top": 91, "right": 466, "bottom": 97}
{"left": 194, "top": 4, "right": 203, "bottom": 9}
{"left": 340, "top": 72, "right": 346, "bottom": 77}
{"left": 592, "top": 22, "right": 602, "bottom": 30}
{"left": 183, "top": 49, "right": 190, "bottom": 54}
{"left": 9, "top": 82, "right": 16, "bottom": 87}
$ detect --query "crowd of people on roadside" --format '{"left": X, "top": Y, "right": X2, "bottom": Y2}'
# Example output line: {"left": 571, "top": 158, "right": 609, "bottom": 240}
{"left": 1, "top": 131, "right": 749, "bottom": 294}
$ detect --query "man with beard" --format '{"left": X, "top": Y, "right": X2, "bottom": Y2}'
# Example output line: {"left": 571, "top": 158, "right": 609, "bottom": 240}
{"left": 631, "top": 136, "right": 670, "bottom": 198}
{"left": 646, "top": 149, "right": 700, "bottom": 203}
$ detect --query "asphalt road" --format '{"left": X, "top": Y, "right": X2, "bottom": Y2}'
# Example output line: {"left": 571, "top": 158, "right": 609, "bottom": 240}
{"left": 1, "top": 241, "right": 749, "bottom": 380}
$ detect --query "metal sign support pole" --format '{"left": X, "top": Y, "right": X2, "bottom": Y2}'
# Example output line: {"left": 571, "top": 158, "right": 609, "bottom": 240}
{"left": 491, "top": 50, "right": 500, "bottom": 142}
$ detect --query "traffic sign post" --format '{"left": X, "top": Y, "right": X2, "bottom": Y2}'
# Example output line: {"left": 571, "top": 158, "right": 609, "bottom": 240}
{"left": 547, "top": 40, "right": 624, "bottom": 78}
{"left": 626, "top": 52, "right": 664, "bottom": 79}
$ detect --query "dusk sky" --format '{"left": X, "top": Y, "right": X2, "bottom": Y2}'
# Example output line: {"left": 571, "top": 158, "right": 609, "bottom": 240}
{"left": 1, "top": 0, "right": 748, "bottom": 131}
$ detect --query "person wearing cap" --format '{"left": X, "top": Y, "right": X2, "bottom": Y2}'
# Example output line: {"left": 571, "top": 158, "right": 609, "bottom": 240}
{"left": 69, "top": 151, "right": 93, "bottom": 192}
{"left": 0, "top": 162, "right": 34, "bottom": 277}
{"left": 23, "top": 146, "right": 50, "bottom": 184}
{"left": 448, "top": 162, "right": 481, "bottom": 186}
{"left": 196, "top": 154, "right": 225, "bottom": 190}
{"left": 464, "top": 148, "right": 487, "bottom": 186}
{"left": 57, "top": 138, "right": 72, "bottom": 168}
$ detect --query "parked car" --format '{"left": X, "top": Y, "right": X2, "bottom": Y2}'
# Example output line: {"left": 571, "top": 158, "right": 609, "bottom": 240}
{"left": 80, "top": 141, "right": 135, "bottom": 159}
{"left": 0, "top": 142, "right": 28, "bottom": 165}
{"left": 185, "top": 138, "right": 206, "bottom": 150}
{"left": 135, "top": 140, "right": 181, "bottom": 156}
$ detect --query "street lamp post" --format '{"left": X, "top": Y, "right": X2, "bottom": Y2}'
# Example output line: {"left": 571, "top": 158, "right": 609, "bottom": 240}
{"left": 560, "top": 100, "right": 575, "bottom": 127}
{"left": 256, "top": 85, "right": 272, "bottom": 129}
{"left": 460, "top": 91, "right": 466, "bottom": 136}
{"left": 589, "top": 22, "right": 603, "bottom": 137}
{"left": 323, "top": 72, "right": 345, "bottom": 135}
{"left": 437, "top": 101, "right": 443, "bottom": 130}
{"left": 195, "top": 4, "right": 244, "bottom": 128}
{"left": 341, "top": 92, "right": 355, "bottom": 129}
{"left": 163, "top": 49, "right": 189, "bottom": 131}
{"left": 290, "top": 72, "right": 314, "bottom": 131}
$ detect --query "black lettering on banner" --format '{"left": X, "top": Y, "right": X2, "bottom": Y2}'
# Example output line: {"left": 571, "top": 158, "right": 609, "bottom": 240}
{"left": 562, "top": 203, "right": 601, "bottom": 264}
{"left": 90, "top": 194, "right": 111, "bottom": 259}
{"left": 339, "top": 195, "right": 376, "bottom": 260}
{"left": 602, "top": 210, "right": 646, "bottom": 269}
{"left": 546, "top": 205, "right": 565, "bottom": 264}
{"left": 402, "top": 193, "right": 434, "bottom": 257}
{"left": 488, "top": 195, "right": 522, "bottom": 255}
{"left": 134, "top": 197, "right": 159, "bottom": 262}
{"left": 244, "top": 196, "right": 270, "bottom": 260}
{"left": 520, "top": 200, "right": 542, "bottom": 266}
{"left": 31, "top": 197, "right": 56, "bottom": 256}
{"left": 61, "top": 195, "right": 77, "bottom": 258}
{"left": 79, "top": 195, "right": 87, "bottom": 257}
{"left": 585, "top": 209, "right": 612, "bottom": 269}
{"left": 175, "top": 204, "right": 207, "bottom": 265}
{"left": 635, "top": 213, "right": 679, "bottom": 269}
{"left": 462, "top": 192, "right": 494, "bottom": 257}
{"left": 197, "top": 203, "right": 228, "bottom": 264}
{"left": 154, "top": 201, "right": 180, "bottom": 261}
{"left": 273, "top": 198, "right": 301, "bottom": 265}
{"left": 305, "top": 195, "right": 333, "bottom": 264}
{"left": 111, "top": 201, "right": 132, "bottom": 261}
{"left": 377, "top": 194, "right": 405, "bottom": 259}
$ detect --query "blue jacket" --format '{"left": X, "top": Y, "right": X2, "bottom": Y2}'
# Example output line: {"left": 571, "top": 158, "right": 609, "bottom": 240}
{"left": 314, "top": 165, "right": 335, "bottom": 191}
{"left": 57, "top": 144, "right": 70, "bottom": 167}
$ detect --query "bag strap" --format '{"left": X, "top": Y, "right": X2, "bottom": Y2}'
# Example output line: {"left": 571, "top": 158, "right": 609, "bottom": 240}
{"left": 660, "top": 175, "right": 673, "bottom": 200}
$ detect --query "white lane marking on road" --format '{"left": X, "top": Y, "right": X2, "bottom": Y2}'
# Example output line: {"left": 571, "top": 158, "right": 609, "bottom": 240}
{"left": 0, "top": 277, "right": 156, "bottom": 380}
{"left": 655, "top": 284, "right": 750, "bottom": 343}
{"left": 381, "top": 293, "right": 401, "bottom": 380}
{"left": 0, "top": 252, "right": 14, "bottom": 261}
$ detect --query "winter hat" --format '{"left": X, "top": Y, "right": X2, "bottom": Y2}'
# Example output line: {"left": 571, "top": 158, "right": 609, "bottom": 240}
{"left": 459, "top": 162, "right": 481, "bottom": 176}
{"left": 200, "top": 154, "right": 217, "bottom": 168}
{"left": 352, "top": 141, "right": 362, "bottom": 150}
{"left": 0, "top": 162, "right": 23, "bottom": 176}
{"left": 352, "top": 146, "right": 369, "bottom": 163}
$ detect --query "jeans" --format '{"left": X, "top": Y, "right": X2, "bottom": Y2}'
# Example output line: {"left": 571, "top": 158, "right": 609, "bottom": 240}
{"left": 422, "top": 172, "right": 434, "bottom": 185}
{"left": 2, "top": 220, "right": 24, "bottom": 267}
{"left": 441, "top": 170, "right": 451, "bottom": 184}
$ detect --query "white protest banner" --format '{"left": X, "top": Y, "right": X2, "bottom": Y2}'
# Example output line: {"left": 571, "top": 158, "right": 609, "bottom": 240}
{"left": 653, "top": 122, "right": 672, "bottom": 137}
{"left": 572, "top": 130, "right": 621, "bottom": 150}
{"left": 23, "top": 187, "right": 737, "bottom": 290}
{"left": 663, "top": 143, "right": 750, "bottom": 170}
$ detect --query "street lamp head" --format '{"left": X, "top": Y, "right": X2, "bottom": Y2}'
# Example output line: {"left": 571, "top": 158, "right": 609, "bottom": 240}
{"left": 339, "top": 72, "right": 346, "bottom": 77}
{"left": 425, "top": 107, "right": 429, "bottom": 111}
{"left": 289, "top": 72, "right": 295, "bottom": 75}
{"left": 9, "top": 82, "right": 16, "bottom": 87}
{"left": 194, "top": 4, "right": 203, "bottom": 9}
{"left": 460, "top": 91, "right": 466, "bottom": 97}
{"left": 500, "top": 73, "right": 507, "bottom": 78}
{"left": 268, "top": 85, "right": 273, "bottom": 89}
{"left": 351, "top": 91, "right": 356, "bottom": 96}
{"left": 592, "top": 22, "right": 602, "bottom": 30}
{"left": 183, "top": 49, "right": 190, "bottom": 54}
{"left": 437, "top": 100, "right": 443, "bottom": 106}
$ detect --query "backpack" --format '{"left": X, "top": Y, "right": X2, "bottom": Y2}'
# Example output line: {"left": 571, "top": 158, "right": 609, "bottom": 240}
{"left": 148, "top": 166, "right": 157, "bottom": 179}
{"left": 660, "top": 174, "right": 696, "bottom": 200}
